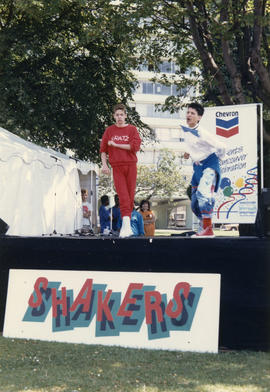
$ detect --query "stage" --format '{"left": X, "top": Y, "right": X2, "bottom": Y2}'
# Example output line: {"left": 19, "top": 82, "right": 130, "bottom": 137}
{"left": 0, "top": 234, "right": 269, "bottom": 351}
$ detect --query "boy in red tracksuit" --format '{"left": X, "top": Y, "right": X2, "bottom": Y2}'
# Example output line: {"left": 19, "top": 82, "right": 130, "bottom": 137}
{"left": 100, "top": 103, "right": 141, "bottom": 238}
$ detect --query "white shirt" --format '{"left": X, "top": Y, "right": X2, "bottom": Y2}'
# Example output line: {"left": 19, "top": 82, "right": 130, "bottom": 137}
{"left": 82, "top": 201, "right": 92, "bottom": 226}
{"left": 182, "top": 124, "right": 225, "bottom": 162}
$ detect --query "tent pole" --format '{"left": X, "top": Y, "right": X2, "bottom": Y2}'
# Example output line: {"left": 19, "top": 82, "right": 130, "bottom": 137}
{"left": 110, "top": 169, "right": 113, "bottom": 231}
{"left": 90, "top": 170, "right": 93, "bottom": 230}
{"left": 53, "top": 191, "right": 57, "bottom": 234}
{"left": 259, "top": 103, "right": 264, "bottom": 190}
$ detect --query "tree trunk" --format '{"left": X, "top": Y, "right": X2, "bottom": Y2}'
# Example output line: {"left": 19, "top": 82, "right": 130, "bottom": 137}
{"left": 185, "top": 0, "right": 233, "bottom": 105}
{"left": 220, "top": 0, "right": 246, "bottom": 104}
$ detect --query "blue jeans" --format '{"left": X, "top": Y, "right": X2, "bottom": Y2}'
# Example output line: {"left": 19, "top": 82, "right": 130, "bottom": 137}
{"left": 191, "top": 167, "right": 216, "bottom": 219}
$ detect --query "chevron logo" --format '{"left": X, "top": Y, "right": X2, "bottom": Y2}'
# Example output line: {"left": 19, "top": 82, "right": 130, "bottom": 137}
{"left": 216, "top": 117, "right": 239, "bottom": 138}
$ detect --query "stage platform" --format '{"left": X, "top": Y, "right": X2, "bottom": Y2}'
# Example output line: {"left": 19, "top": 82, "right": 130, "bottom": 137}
{"left": 0, "top": 234, "right": 269, "bottom": 351}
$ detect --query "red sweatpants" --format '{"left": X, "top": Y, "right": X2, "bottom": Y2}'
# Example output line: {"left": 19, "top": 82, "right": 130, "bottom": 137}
{"left": 112, "top": 164, "right": 137, "bottom": 218}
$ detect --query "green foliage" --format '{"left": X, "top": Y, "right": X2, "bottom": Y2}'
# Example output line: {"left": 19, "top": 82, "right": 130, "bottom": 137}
{"left": 121, "top": 0, "right": 270, "bottom": 185}
{"left": 97, "top": 149, "right": 186, "bottom": 203}
{"left": 98, "top": 171, "right": 115, "bottom": 199}
{"left": 2, "top": 0, "right": 269, "bottom": 175}
{"left": 136, "top": 149, "right": 186, "bottom": 202}
{"left": 0, "top": 0, "right": 153, "bottom": 162}
{"left": 123, "top": 0, "right": 270, "bottom": 110}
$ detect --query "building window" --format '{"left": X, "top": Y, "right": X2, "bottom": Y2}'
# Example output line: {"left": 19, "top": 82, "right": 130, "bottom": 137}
{"left": 155, "top": 83, "right": 171, "bottom": 95}
{"left": 159, "top": 61, "right": 172, "bottom": 73}
{"left": 136, "top": 103, "right": 179, "bottom": 119}
{"left": 138, "top": 62, "right": 149, "bottom": 72}
{"left": 137, "top": 61, "right": 196, "bottom": 76}
{"left": 136, "top": 81, "right": 188, "bottom": 97}
{"left": 172, "top": 85, "right": 188, "bottom": 96}
{"left": 142, "top": 82, "right": 154, "bottom": 94}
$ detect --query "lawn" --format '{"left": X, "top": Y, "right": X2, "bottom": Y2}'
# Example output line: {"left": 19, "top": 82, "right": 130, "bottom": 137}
{"left": 0, "top": 336, "right": 269, "bottom": 392}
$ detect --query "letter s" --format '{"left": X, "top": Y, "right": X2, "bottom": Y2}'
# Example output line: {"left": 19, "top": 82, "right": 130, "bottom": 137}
{"left": 28, "top": 277, "right": 49, "bottom": 308}
{"left": 165, "top": 282, "right": 190, "bottom": 319}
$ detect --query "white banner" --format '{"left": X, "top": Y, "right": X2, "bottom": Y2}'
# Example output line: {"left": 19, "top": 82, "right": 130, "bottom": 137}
{"left": 4, "top": 269, "right": 220, "bottom": 353}
{"left": 200, "top": 104, "right": 260, "bottom": 224}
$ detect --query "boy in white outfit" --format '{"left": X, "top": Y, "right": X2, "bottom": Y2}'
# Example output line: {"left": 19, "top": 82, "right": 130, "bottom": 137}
{"left": 182, "top": 103, "right": 225, "bottom": 238}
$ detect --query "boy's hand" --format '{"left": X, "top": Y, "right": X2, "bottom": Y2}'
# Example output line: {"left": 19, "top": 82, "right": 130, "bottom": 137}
{"left": 102, "top": 164, "right": 110, "bottom": 175}
{"left": 108, "top": 140, "right": 116, "bottom": 147}
{"left": 216, "top": 147, "right": 225, "bottom": 158}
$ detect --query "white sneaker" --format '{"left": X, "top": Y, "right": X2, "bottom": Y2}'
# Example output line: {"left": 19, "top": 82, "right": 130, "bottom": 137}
{"left": 119, "top": 216, "right": 133, "bottom": 238}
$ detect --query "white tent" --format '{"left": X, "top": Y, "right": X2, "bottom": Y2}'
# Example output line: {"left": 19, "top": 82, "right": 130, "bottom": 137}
{"left": 0, "top": 127, "right": 98, "bottom": 236}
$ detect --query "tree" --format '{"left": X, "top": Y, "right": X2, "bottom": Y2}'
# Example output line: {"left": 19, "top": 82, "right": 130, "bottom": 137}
{"left": 0, "top": 0, "right": 153, "bottom": 162}
{"left": 124, "top": 0, "right": 270, "bottom": 109}
{"left": 98, "top": 149, "right": 187, "bottom": 202}
{"left": 122, "top": 0, "right": 270, "bottom": 184}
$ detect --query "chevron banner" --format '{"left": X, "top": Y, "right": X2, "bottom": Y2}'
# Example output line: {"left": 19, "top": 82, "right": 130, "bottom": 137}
{"left": 194, "top": 104, "right": 261, "bottom": 224}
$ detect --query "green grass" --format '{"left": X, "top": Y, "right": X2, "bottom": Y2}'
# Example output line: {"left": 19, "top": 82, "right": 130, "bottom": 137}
{"left": 0, "top": 336, "right": 269, "bottom": 392}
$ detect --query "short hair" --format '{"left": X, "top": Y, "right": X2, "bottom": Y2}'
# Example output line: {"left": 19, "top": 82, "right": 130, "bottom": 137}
{"left": 188, "top": 102, "right": 204, "bottom": 116}
{"left": 81, "top": 189, "right": 88, "bottom": 196}
{"left": 139, "top": 199, "right": 151, "bottom": 211}
{"left": 101, "top": 194, "right": 109, "bottom": 205}
{"left": 113, "top": 103, "right": 127, "bottom": 114}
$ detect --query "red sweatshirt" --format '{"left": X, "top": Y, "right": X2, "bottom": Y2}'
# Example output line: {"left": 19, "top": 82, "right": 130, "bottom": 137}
{"left": 100, "top": 124, "right": 141, "bottom": 167}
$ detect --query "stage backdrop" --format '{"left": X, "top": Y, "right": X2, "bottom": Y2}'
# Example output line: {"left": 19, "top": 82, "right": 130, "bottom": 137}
{"left": 3, "top": 269, "right": 221, "bottom": 353}
{"left": 185, "top": 103, "right": 262, "bottom": 224}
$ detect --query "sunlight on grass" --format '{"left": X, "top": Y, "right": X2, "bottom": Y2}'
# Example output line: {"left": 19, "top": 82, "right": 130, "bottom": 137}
{"left": 135, "top": 387, "right": 158, "bottom": 392}
{"left": 111, "top": 361, "right": 125, "bottom": 368}
{"left": 198, "top": 384, "right": 263, "bottom": 392}
{"left": 1, "top": 338, "right": 269, "bottom": 392}
{"left": 17, "top": 388, "right": 66, "bottom": 392}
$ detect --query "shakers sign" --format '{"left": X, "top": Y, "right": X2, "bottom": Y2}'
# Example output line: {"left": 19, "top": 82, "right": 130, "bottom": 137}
{"left": 4, "top": 270, "right": 221, "bottom": 352}
{"left": 23, "top": 278, "right": 201, "bottom": 339}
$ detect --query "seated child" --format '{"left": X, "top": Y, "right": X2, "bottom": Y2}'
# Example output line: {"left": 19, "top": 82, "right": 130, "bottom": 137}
{"left": 81, "top": 189, "right": 92, "bottom": 234}
{"left": 99, "top": 194, "right": 111, "bottom": 234}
